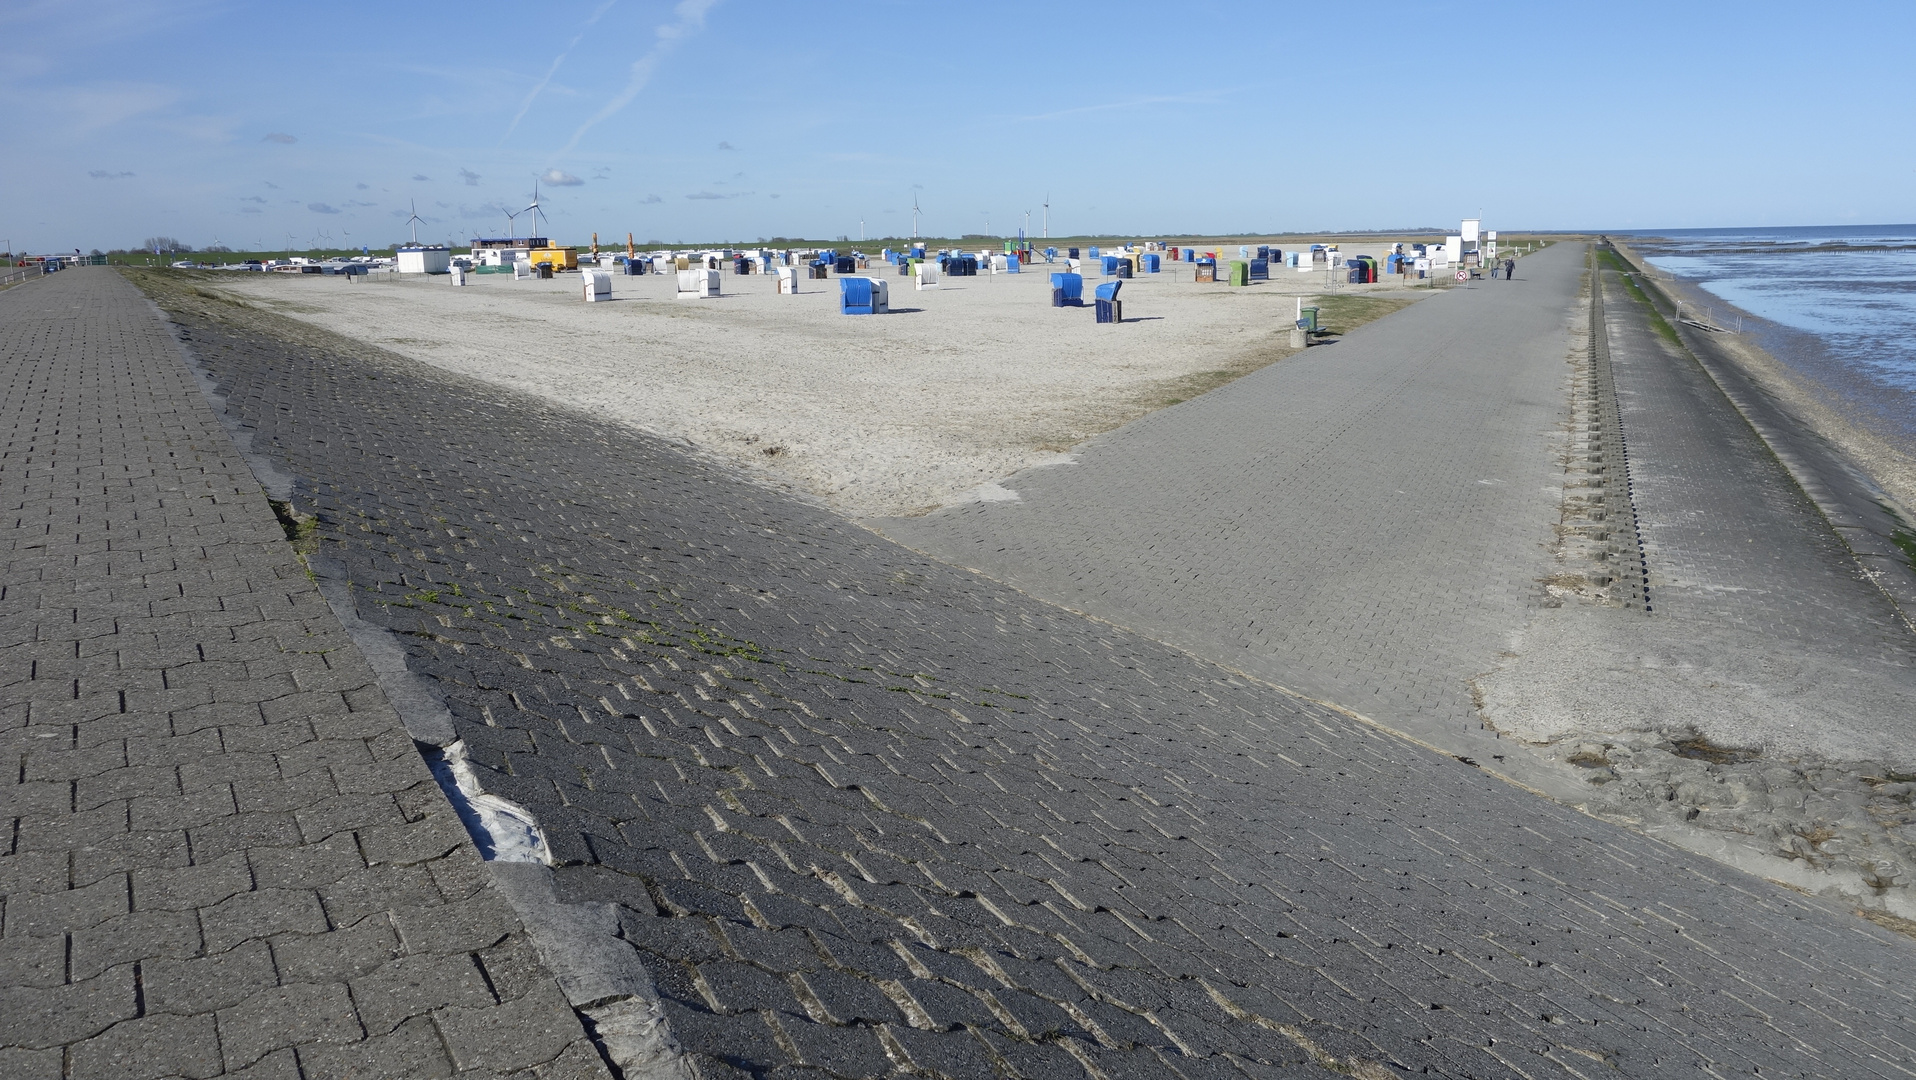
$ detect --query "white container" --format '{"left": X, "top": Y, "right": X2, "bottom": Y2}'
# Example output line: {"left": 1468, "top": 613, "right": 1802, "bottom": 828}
{"left": 396, "top": 245, "right": 451, "bottom": 274}
{"left": 915, "top": 262, "right": 939, "bottom": 290}
{"left": 582, "top": 270, "right": 612, "bottom": 301}
{"left": 776, "top": 266, "right": 800, "bottom": 294}
{"left": 449, "top": 266, "right": 467, "bottom": 286}
{"left": 513, "top": 260, "right": 532, "bottom": 280}
{"left": 677, "top": 269, "right": 720, "bottom": 298}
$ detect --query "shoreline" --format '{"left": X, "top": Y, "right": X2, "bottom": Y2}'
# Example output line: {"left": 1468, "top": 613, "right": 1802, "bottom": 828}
{"left": 1613, "top": 238, "right": 1916, "bottom": 521}
{"left": 1610, "top": 239, "right": 1916, "bottom": 618}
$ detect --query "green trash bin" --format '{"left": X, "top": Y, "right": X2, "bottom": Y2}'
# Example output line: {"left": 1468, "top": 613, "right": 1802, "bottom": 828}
{"left": 1228, "top": 260, "right": 1250, "bottom": 287}
{"left": 1300, "top": 306, "right": 1319, "bottom": 332}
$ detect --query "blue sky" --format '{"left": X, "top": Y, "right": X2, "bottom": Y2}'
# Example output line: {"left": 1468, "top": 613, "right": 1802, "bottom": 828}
{"left": 5, "top": 0, "right": 1912, "bottom": 252}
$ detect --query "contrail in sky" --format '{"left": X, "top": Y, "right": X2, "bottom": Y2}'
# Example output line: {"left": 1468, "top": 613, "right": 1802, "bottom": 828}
{"left": 556, "top": 0, "right": 718, "bottom": 157}
{"left": 501, "top": 0, "right": 618, "bottom": 146}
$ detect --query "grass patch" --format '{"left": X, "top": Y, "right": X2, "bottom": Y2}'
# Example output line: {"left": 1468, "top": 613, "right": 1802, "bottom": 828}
{"left": 1892, "top": 529, "right": 1916, "bottom": 573}
{"left": 1598, "top": 249, "right": 1681, "bottom": 346}
{"left": 1126, "top": 293, "right": 1418, "bottom": 417}
{"left": 266, "top": 499, "right": 318, "bottom": 556}
{"left": 1311, "top": 294, "right": 1416, "bottom": 337}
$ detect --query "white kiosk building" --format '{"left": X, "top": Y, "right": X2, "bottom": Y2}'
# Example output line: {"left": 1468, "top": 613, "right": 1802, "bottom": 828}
{"left": 396, "top": 245, "right": 452, "bottom": 274}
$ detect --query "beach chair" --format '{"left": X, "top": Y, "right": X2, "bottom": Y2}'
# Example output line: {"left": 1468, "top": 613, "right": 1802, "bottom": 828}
{"left": 582, "top": 270, "right": 612, "bottom": 302}
{"left": 837, "top": 277, "right": 889, "bottom": 315}
{"left": 1094, "top": 280, "right": 1122, "bottom": 324}
{"left": 1050, "top": 272, "right": 1083, "bottom": 307}
{"left": 677, "top": 269, "right": 719, "bottom": 299}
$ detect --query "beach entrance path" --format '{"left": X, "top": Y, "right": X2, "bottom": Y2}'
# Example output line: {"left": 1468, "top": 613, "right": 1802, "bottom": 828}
{"left": 42, "top": 257, "right": 1916, "bottom": 1077}
{"left": 877, "top": 242, "right": 1586, "bottom": 760}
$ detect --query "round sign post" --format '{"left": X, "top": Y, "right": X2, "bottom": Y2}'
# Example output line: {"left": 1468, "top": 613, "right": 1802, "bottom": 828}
{"left": 1455, "top": 269, "right": 1470, "bottom": 283}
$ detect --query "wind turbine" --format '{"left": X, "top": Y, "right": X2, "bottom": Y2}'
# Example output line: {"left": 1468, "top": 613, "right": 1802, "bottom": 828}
{"left": 1043, "top": 193, "right": 1049, "bottom": 239}
{"left": 912, "top": 193, "right": 920, "bottom": 240}
{"left": 521, "top": 178, "right": 547, "bottom": 241}
{"left": 405, "top": 200, "right": 424, "bottom": 245}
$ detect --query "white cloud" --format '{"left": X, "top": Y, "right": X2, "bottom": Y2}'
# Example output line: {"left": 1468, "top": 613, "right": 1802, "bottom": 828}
{"left": 686, "top": 190, "right": 749, "bottom": 200}
{"left": 308, "top": 202, "right": 339, "bottom": 213}
{"left": 412, "top": 174, "right": 431, "bottom": 181}
{"left": 460, "top": 167, "right": 481, "bottom": 186}
{"left": 558, "top": 0, "right": 719, "bottom": 156}
{"left": 717, "top": 141, "right": 734, "bottom": 151}
{"left": 640, "top": 194, "right": 662, "bottom": 204}
{"left": 262, "top": 132, "right": 297, "bottom": 144}
{"left": 542, "top": 169, "right": 584, "bottom": 186}
{"left": 88, "top": 170, "right": 134, "bottom": 179}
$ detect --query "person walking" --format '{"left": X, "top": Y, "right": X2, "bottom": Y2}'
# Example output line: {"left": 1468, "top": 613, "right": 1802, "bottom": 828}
{"left": 1504, "top": 257, "right": 1516, "bottom": 281}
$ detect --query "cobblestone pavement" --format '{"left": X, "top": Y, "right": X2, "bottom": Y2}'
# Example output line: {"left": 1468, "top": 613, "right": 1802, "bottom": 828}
{"left": 0, "top": 270, "right": 612, "bottom": 1079}
{"left": 118, "top": 266, "right": 1916, "bottom": 1077}
{"left": 878, "top": 244, "right": 1584, "bottom": 755}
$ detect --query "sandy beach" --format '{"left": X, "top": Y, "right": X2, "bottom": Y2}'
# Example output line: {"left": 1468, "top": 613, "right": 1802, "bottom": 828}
{"left": 202, "top": 251, "right": 1426, "bottom": 516}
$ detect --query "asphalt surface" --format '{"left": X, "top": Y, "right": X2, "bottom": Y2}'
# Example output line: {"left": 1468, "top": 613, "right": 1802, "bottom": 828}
{"left": 60, "top": 261, "right": 1916, "bottom": 1078}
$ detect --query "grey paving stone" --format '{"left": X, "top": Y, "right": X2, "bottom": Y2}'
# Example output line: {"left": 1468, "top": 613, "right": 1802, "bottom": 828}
{"left": 67, "top": 1012, "right": 224, "bottom": 1080}
{"left": 102, "top": 251, "right": 1916, "bottom": 1080}
{"left": 0, "top": 270, "right": 603, "bottom": 1078}
{"left": 295, "top": 1013, "right": 453, "bottom": 1080}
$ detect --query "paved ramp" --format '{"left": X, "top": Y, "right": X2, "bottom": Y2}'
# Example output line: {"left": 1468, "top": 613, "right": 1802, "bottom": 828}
{"left": 880, "top": 243, "right": 1585, "bottom": 744}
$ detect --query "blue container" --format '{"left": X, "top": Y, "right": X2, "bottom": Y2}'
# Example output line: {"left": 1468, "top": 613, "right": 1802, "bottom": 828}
{"left": 1100, "top": 255, "right": 1119, "bottom": 276}
{"left": 1006, "top": 255, "right": 1020, "bottom": 273}
{"left": 1067, "top": 247, "right": 1080, "bottom": 259}
{"left": 623, "top": 258, "right": 641, "bottom": 276}
{"left": 839, "top": 277, "right": 876, "bottom": 315}
{"left": 1050, "top": 272, "right": 1083, "bottom": 304}
{"left": 1142, "top": 254, "right": 1160, "bottom": 273}
{"left": 1114, "top": 259, "right": 1132, "bottom": 279}
{"left": 1249, "top": 258, "right": 1268, "bottom": 281}
{"left": 1088, "top": 246, "right": 1100, "bottom": 259}
{"left": 834, "top": 256, "right": 856, "bottom": 274}
{"left": 1256, "top": 246, "right": 1270, "bottom": 259}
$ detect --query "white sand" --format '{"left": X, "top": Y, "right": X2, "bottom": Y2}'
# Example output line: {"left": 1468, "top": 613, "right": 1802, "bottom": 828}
{"left": 209, "top": 252, "right": 1424, "bottom": 516}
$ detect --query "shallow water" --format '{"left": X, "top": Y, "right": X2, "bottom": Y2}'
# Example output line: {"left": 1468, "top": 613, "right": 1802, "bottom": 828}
{"left": 1626, "top": 224, "right": 1916, "bottom": 448}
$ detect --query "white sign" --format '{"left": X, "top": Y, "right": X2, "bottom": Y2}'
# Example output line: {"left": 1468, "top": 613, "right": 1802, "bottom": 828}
{"left": 1461, "top": 219, "right": 1481, "bottom": 243}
